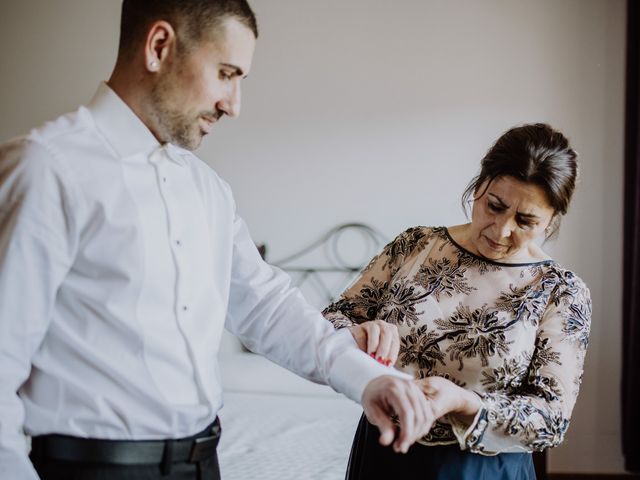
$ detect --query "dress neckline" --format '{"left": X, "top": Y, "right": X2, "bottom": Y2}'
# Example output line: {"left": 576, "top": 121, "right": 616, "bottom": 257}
{"left": 441, "top": 227, "right": 556, "bottom": 268}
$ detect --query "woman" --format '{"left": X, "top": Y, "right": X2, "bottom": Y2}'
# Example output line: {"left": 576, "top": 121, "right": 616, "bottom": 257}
{"left": 324, "top": 123, "right": 591, "bottom": 479}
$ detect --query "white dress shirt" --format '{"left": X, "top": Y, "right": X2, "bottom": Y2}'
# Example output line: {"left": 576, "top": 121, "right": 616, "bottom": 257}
{"left": 0, "top": 83, "right": 402, "bottom": 479}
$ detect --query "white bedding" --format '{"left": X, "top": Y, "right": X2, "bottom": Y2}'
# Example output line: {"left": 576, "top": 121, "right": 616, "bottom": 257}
{"left": 217, "top": 353, "right": 363, "bottom": 480}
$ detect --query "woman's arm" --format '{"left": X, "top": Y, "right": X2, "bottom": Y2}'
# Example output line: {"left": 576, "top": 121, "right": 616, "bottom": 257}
{"left": 323, "top": 227, "right": 431, "bottom": 363}
{"left": 447, "top": 271, "right": 592, "bottom": 454}
{"left": 415, "top": 375, "right": 484, "bottom": 424}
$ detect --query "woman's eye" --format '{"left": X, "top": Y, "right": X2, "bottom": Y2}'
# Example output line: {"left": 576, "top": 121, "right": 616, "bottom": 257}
{"left": 517, "top": 218, "right": 534, "bottom": 229}
{"left": 488, "top": 202, "right": 503, "bottom": 212}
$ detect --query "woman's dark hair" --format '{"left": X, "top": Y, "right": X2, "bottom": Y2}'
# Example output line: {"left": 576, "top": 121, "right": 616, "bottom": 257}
{"left": 461, "top": 123, "right": 578, "bottom": 239}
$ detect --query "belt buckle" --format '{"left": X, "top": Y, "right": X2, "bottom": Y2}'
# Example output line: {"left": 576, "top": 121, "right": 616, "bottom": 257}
{"left": 189, "top": 434, "right": 218, "bottom": 462}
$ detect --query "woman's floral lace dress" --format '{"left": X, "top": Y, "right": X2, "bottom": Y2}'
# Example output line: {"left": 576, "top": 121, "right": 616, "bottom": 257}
{"left": 323, "top": 226, "right": 591, "bottom": 454}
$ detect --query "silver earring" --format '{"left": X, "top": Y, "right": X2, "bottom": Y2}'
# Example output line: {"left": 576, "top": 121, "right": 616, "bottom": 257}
{"left": 149, "top": 60, "right": 159, "bottom": 70}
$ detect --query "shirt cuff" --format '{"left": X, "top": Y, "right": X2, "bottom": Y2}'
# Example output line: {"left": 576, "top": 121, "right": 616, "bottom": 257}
{"left": 448, "top": 406, "right": 489, "bottom": 452}
{"left": 325, "top": 329, "right": 413, "bottom": 404}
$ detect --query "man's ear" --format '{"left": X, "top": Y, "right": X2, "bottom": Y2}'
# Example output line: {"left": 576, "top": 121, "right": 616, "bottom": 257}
{"left": 144, "top": 20, "right": 176, "bottom": 72}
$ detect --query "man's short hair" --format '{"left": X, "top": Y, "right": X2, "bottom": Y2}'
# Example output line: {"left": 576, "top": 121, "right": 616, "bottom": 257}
{"left": 118, "top": 0, "right": 258, "bottom": 57}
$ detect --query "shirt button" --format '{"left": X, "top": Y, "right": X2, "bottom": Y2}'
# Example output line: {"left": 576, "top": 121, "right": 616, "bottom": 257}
{"left": 162, "top": 177, "right": 167, "bottom": 183}
{"left": 182, "top": 305, "right": 188, "bottom": 312}
{"left": 176, "top": 240, "right": 182, "bottom": 246}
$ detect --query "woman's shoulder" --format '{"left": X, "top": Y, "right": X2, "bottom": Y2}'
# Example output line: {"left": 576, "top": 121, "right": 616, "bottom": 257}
{"left": 373, "top": 226, "right": 443, "bottom": 271}
{"left": 542, "top": 262, "right": 591, "bottom": 305}
{"left": 394, "top": 225, "right": 449, "bottom": 243}
{"left": 384, "top": 226, "right": 445, "bottom": 255}
{"left": 540, "top": 263, "right": 592, "bottom": 349}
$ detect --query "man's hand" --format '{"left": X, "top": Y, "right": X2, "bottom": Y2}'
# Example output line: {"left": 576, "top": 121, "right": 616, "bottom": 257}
{"left": 349, "top": 320, "right": 400, "bottom": 366}
{"left": 361, "top": 375, "right": 435, "bottom": 453}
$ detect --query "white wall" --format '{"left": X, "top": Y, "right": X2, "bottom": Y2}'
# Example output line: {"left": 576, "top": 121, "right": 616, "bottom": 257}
{"left": 0, "top": 0, "right": 626, "bottom": 474}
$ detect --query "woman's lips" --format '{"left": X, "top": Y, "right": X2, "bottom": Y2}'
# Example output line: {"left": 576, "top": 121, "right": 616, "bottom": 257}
{"left": 484, "top": 235, "right": 507, "bottom": 250}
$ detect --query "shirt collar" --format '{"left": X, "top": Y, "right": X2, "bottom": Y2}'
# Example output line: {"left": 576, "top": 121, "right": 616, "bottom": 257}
{"left": 87, "top": 82, "right": 187, "bottom": 166}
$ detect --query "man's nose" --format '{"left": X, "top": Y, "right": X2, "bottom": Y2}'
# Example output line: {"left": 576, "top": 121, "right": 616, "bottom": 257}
{"left": 218, "top": 82, "right": 241, "bottom": 118}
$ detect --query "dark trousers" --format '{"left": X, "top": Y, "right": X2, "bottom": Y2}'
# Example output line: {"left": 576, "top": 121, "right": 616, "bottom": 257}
{"left": 347, "top": 414, "right": 537, "bottom": 480}
{"left": 29, "top": 420, "right": 222, "bottom": 480}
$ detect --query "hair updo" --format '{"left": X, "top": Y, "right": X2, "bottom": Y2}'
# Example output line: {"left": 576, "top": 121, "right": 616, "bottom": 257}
{"left": 461, "top": 123, "right": 579, "bottom": 238}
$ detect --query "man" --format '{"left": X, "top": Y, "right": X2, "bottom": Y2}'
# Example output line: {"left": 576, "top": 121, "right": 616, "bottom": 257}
{"left": 0, "top": 1, "right": 433, "bottom": 479}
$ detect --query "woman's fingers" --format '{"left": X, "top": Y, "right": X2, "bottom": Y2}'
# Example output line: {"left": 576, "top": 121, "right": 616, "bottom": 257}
{"left": 371, "top": 320, "right": 396, "bottom": 364}
{"left": 388, "top": 326, "right": 401, "bottom": 364}
{"left": 364, "top": 321, "right": 381, "bottom": 356}
{"left": 365, "top": 320, "right": 399, "bottom": 366}
{"left": 349, "top": 321, "right": 400, "bottom": 367}
{"left": 415, "top": 376, "right": 476, "bottom": 420}
{"left": 348, "top": 325, "right": 368, "bottom": 352}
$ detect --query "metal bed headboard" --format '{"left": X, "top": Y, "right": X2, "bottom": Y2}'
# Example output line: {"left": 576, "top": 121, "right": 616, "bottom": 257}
{"left": 265, "top": 223, "right": 387, "bottom": 307}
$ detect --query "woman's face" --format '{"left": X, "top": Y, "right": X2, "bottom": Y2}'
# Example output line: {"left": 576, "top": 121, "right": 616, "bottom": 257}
{"left": 468, "top": 176, "right": 555, "bottom": 262}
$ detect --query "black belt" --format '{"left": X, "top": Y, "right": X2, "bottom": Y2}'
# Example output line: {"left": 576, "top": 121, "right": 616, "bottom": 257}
{"left": 30, "top": 418, "right": 221, "bottom": 473}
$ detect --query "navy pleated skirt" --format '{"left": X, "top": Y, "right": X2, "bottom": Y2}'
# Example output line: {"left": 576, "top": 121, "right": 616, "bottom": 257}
{"left": 346, "top": 414, "right": 537, "bottom": 480}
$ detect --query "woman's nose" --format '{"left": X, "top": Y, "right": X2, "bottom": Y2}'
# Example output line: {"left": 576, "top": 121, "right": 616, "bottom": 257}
{"left": 495, "top": 217, "right": 514, "bottom": 239}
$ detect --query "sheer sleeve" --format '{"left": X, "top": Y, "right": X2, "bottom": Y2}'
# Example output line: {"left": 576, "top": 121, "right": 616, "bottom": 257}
{"left": 449, "top": 270, "right": 592, "bottom": 454}
{"left": 323, "top": 227, "right": 430, "bottom": 329}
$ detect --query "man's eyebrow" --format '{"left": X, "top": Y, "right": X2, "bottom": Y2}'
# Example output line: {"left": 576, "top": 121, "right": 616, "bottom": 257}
{"left": 220, "top": 63, "right": 245, "bottom": 77}
{"left": 488, "top": 193, "right": 540, "bottom": 219}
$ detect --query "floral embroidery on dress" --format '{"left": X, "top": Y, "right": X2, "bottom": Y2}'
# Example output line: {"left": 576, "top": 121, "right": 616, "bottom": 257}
{"left": 323, "top": 226, "right": 592, "bottom": 454}
{"left": 414, "top": 257, "right": 476, "bottom": 300}
{"left": 378, "top": 279, "right": 429, "bottom": 326}
{"left": 434, "top": 304, "right": 513, "bottom": 369}
{"left": 363, "top": 226, "right": 429, "bottom": 276}
{"left": 457, "top": 254, "right": 504, "bottom": 275}
{"left": 480, "top": 356, "right": 529, "bottom": 393}
{"left": 563, "top": 302, "right": 591, "bottom": 349}
{"left": 399, "top": 325, "right": 446, "bottom": 374}
{"left": 494, "top": 282, "right": 551, "bottom": 327}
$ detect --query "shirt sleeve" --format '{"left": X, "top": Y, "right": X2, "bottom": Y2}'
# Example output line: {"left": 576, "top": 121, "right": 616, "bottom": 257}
{"left": 224, "top": 214, "right": 412, "bottom": 404}
{"left": 0, "top": 139, "right": 77, "bottom": 479}
{"left": 448, "top": 272, "right": 592, "bottom": 454}
{"left": 323, "top": 226, "right": 431, "bottom": 328}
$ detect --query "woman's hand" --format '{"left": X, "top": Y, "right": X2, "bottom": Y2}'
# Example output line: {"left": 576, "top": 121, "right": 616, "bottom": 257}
{"left": 415, "top": 376, "right": 483, "bottom": 426}
{"left": 348, "top": 320, "right": 400, "bottom": 367}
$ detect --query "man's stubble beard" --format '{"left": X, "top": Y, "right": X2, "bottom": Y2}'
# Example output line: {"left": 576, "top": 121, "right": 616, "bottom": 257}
{"left": 148, "top": 77, "right": 202, "bottom": 151}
